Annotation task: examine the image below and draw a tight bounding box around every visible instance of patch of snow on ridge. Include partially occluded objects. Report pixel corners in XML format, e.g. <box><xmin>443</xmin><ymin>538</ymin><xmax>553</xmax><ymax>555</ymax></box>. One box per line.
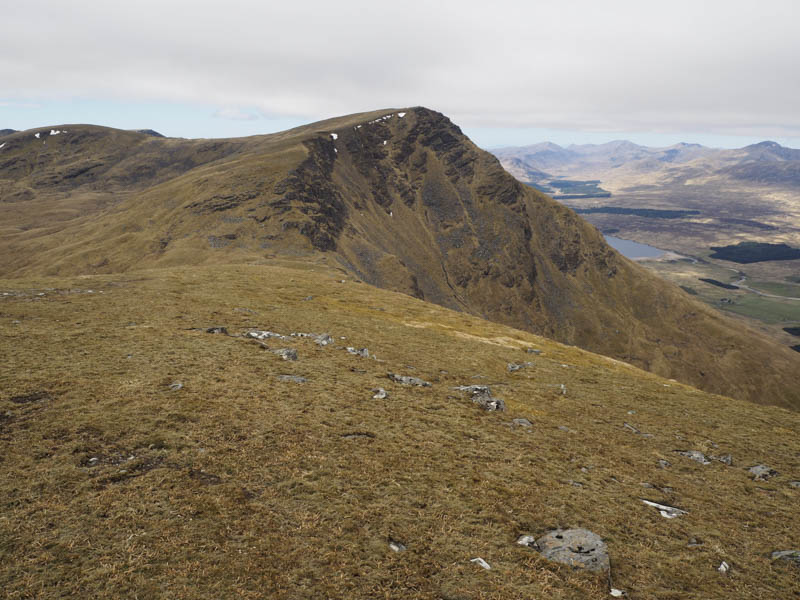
<box><xmin>0</xmin><ymin>143</ymin><xmax>5</xmax><ymax>149</ymax></box>
<box><xmin>50</xmin><ymin>130</ymin><xmax>61</xmax><ymax>135</ymax></box>
<box><xmin>398</xmin><ymin>112</ymin><xmax>406</xmax><ymax>117</ymax></box>
<box><xmin>330</xmin><ymin>133</ymin><xmax>338</xmax><ymax>140</ymax></box>
<box><xmin>34</xmin><ymin>133</ymin><xmax>40</xmax><ymax>139</ymax></box>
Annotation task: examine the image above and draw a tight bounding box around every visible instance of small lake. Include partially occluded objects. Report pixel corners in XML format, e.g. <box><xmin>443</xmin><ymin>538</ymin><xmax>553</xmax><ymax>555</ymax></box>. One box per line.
<box><xmin>604</xmin><ymin>235</ymin><xmax>665</xmax><ymax>259</ymax></box>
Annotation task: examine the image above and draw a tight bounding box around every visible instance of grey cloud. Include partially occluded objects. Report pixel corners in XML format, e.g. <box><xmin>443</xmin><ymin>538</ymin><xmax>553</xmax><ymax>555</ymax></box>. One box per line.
<box><xmin>2</xmin><ymin>0</ymin><xmax>799</xmax><ymax>136</ymax></box>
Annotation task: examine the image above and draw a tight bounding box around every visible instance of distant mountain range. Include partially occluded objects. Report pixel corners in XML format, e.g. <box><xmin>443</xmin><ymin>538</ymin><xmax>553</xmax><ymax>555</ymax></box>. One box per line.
<box><xmin>493</xmin><ymin>140</ymin><xmax>800</xmax><ymax>194</ymax></box>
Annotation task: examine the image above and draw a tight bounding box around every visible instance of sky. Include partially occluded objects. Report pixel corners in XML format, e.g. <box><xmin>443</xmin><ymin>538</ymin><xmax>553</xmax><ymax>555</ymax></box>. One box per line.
<box><xmin>2</xmin><ymin>0</ymin><xmax>799</xmax><ymax>149</ymax></box>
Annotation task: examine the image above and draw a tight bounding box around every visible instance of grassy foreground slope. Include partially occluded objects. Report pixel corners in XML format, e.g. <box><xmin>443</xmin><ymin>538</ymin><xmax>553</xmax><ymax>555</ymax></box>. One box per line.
<box><xmin>2</xmin><ymin>261</ymin><xmax>799</xmax><ymax>599</ymax></box>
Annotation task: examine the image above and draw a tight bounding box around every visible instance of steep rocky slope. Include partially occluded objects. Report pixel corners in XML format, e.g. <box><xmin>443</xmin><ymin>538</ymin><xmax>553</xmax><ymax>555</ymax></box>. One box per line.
<box><xmin>1</xmin><ymin>108</ymin><xmax>799</xmax><ymax>408</ymax></box>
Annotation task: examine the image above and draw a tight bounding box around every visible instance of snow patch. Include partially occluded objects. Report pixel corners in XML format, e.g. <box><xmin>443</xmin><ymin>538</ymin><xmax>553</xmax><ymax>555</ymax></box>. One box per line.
<box><xmin>0</xmin><ymin>143</ymin><xmax>5</xmax><ymax>149</ymax></box>
<box><xmin>34</xmin><ymin>132</ymin><xmax>40</xmax><ymax>139</ymax></box>
<box><xmin>398</xmin><ymin>112</ymin><xmax>406</xmax><ymax>118</ymax></box>
<box><xmin>50</xmin><ymin>129</ymin><xmax>61</xmax><ymax>135</ymax></box>
<box><xmin>330</xmin><ymin>133</ymin><xmax>338</xmax><ymax>140</ymax></box>
<box><xmin>382</xmin><ymin>140</ymin><xmax>387</xmax><ymax>145</ymax></box>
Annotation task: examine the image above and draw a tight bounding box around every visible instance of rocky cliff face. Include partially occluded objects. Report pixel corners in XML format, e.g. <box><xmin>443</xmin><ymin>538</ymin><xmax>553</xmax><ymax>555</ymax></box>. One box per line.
<box><xmin>1</xmin><ymin>108</ymin><xmax>799</xmax><ymax>408</ymax></box>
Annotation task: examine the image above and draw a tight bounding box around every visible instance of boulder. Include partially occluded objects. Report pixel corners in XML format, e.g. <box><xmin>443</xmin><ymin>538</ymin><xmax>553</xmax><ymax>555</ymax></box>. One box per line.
<box><xmin>453</xmin><ymin>385</ymin><xmax>505</xmax><ymax>411</ymax></box>
<box><xmin>247</xmin><ymin>330</ymin><xmax>287</xmax><ymax>340</ymax></box>
<box><xmin>346</xmin><ymin>347</ymin><xmax>370</xmax><ymax>357</ymax></box>
<box><xmin>771</xmin><ymin>550</ymin><xmax>800</xmax><ymax>566</ymax></box>
<box><xmin>748</xmin><ymin>464</ymin><xmax>778</xmax><ymax>481</ymax></box>
<box><xmin>508</xmin><ymin>361</ymin><xmax>533</xmax><ymax>372</ymax></box>
<box><xmin>273</xmin><ymin>348</ymin><xmax>298</xmax><ymax>361</ymax></box>
<box><xmin>526</xmin><ymin>528</ymin><xmax>610</xmax><ymax>573</ymax></box>
<box><xmin>314</xmin><ymin>333</ymin><xmax>334</xmax><ymax>346</ymax></box>
<box><xmin>676</xmin><ymin>450</ymin><xmax>711</xmax><ymax>465</ymax></box>
<box><xmin>388</xmin><ymin>373</ymin><xmax>431</xmax><ymax>387</ymax></box>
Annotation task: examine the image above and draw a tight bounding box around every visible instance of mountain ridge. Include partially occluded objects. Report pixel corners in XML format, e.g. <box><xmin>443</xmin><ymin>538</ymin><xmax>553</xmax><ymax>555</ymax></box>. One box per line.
<box><xmin>2</xmin><ymin>107</ymin><xmax>799</xmax><ymax>409</ymax></box>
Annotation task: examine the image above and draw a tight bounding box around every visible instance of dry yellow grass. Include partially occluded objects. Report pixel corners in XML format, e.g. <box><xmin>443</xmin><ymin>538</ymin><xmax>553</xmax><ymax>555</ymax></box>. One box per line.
<box><xmin>2</xmin><ymin>260</ymin><xmax>799</xmax><ymax>598</ymax></box>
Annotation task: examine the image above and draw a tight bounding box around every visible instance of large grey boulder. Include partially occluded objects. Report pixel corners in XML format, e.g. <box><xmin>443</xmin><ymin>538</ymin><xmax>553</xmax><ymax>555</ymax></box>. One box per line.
<box><xmin>520</xmin><ymin>528</ymin><xmax>610</xmax><ymax>572</ymax></box>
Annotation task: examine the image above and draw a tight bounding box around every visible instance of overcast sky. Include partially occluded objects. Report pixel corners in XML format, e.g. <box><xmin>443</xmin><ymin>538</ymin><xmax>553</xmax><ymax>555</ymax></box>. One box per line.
<box><xmin>2</xmin><ymin>0</ymin><xmax>799</xmax><ymax>148</ymax></box>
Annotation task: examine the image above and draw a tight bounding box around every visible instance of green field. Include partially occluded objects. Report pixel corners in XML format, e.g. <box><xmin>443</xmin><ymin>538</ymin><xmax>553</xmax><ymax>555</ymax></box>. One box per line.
<box><xmin>716</xmin><ymin>294</ymin><xmax>800</xmax><ymax>324</ymax></box>
<box><xmin>749</xmin><ymin>281</ymin><xmax>800</xmax><ymax>298</ymax></box>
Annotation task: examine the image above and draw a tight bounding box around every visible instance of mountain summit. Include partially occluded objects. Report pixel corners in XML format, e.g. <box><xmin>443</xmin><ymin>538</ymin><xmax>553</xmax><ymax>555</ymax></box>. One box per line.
<box><xmin>1</xmin><ymin>107</ymin><xmax>799</xmax><ymax>407</ymax></box>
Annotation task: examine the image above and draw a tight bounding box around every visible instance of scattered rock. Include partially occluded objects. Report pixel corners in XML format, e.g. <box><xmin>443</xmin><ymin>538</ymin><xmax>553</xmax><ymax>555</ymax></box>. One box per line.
<box><xmin>272</xmin><ymin>348</ymin><xmax>298</xmax><ymax>361</ymax></box>
<box><xmin>688</xmin><ymin>537</ymin><xmax>704</xmax><ymax>547</ymax></box>
<box><xmin>302</xmin><ymin>296</ymin><xmax>314</xmax><ymax>301</ymax></box>
<box><xmin>516</xmin><ymin>535</ymin><xmax>536</xmax><ymax>547</ymax></box>
<box><xmin>526</xmin><ymin>348</ymin><xmax>543</xmax><ymax>355</ymax></box>
<box><xmin>314</xmin><ymin>333</ymin><xmax>334</xmax><ymax>346</ymax></box>
<box><xmin>623</xmin><ymin>422</ymin><xmax>641</xmax><ymax>434</ymax></box>
<box><xmin>470</xmin><ymin>557</ymin><xmax>491</xmax><ymax>570</ymax></box>
<box><xmin>277</xmin><ymin>375</ymin><xmax>307</xmax><ymax>383</ymax></box>
<box><xmin>716</xmin><ymin>454</ymin><xmax>733</xmax><ymax>466</ymax></box>
<box><xmin>627</xmin><ymin>410</ymin><xmax>636</xmax><ymax>415</ymax></box>
<box><xmin>610</xmin><ymin>589</ymin><xmax>625</xmax><ymax>598</ymax></box>
<box><xmin>676</xmin><ymin>450</ymin><xmax>712</xmax><ymax>465</ymax></box>
<box><xmin>234</xmin><ymin>307</ymin><xmax>256</xmax><ymax>314</ymax></box>
<box><xmin>748</xmin><ymin>464</ymin><xmax>778</xmax><ymax>481</ymax></box>
<box><xmin>771</xmin><ymin>550</ymin><xmax>800</xmax><ymax>566</ymax></box>
<box><xmin>658</xmin><ymin>459</ymin><xmax>671</xmax><ymax>469</ymax></box>
<box><xmin>388</xmin><ymin>538</ymin><xmax>406</xmax><ymax>552</ymax></box>
<box><xmin>789</xmin><ymin>481</ymin><xmax>800</xmax><ymax>488</ymax></box>
<box><xmin>206</xmin><ymin>327</ymin><xmax>228</xmax><ymax>334</ymax></box>
<box><xmin>388</xmin><ymin>373</ymin><xmax>431</xmax><ymax>387</ymax></box>
<box><xmin>641</xmin><ymin>499</ymin><xmax>687</xmax><ymax>519</ymax></box>
<box><xmin>372</xmin><ymin>388</ymin><xmax>388</xmax><ymax>399</ymax></box>
<box><xmin>717</xmin><ymin>561</ymin><xmax>730</xmax><ymax>574</ymax></box>
<box><xmin>247</xmin><ymin>330</ymin><xmax>288</xmax><ymax>340</ymax></box>
<box><xmin>346</xmin><ymin>347</ymin><xmax>370</xmax><ymax>357</ymax></box>
<box><xmin>341</xmin><ymin>432</ymin><xmax>375</xmax><ymax>439</ymax></box>
<box><xmin>508</xmin><ymin>361</ymin><xmax>534</xmax><ymax>372</ymax></box>
<box><xmin>558</xmin><ymin>425</ymin><xmax>572</xmax><ymax>433</ymax></box>
<box><xmin>168</xmin><ymin>382</ymin><xmax>183</xmax><ymax>391</ymax></box>
<box><xmin>453</xmin><ymin>385</ymin><xmax>505</xmax><ymax>411</ymax></box>
<box><xmin>512</xmin><ymin>418</ymin><xmax>532</xmax><ymax>427</ymax></box>
<box><xmin>528</xmin><ymin>528</ymin><xmax>610</xmax><ymax>572</ymax></box>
